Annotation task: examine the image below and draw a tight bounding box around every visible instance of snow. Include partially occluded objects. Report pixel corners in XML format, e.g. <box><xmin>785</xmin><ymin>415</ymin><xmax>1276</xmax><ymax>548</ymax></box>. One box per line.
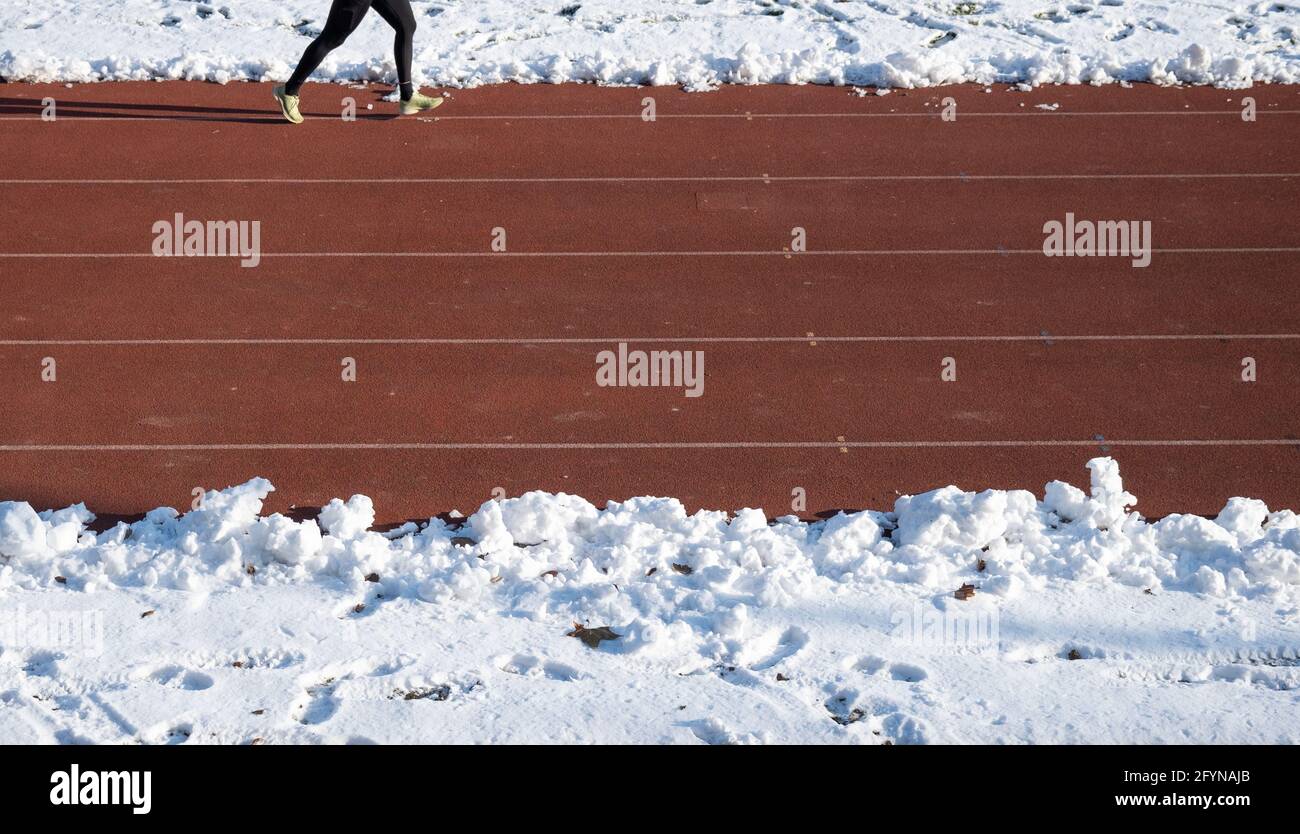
<box><xmin>2</xmin><ymin>1</ymin><xmax>1299</xmax><ymax>89</ymax></box>
<box><xmin>2</xmin><ymin>457</ymin><xmax>1298</xmax><ymax>743</ymax></box>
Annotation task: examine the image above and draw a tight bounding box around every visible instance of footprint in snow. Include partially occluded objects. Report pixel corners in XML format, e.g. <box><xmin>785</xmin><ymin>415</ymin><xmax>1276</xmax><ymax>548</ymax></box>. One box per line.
<box><xmin>685</xmin><ymin>718</ymin><xmax>764</xmax><ymax>745</ymax></box>
<box><xmin>364</xmin><ymin>657</ymin><xmax>414</xmax><ymax>677</ymax></box>
<box><xmin>848</xmin><ymin>655</ymin><xmax>929</xmax><ymax>683</ymax></box>
<box><xmin>850</xmin><ymin>654</ymin><xmax>889</xmax><ymax>675</ymax></box>
<box><xmin>1197</xmin><ymin>664</ymin><xmax>1299</xmax><ymax>690</ymax></box>
<box><xmin>140</xmin><ymin>664</ymin><xmax>214</xmax><ymax>691</ymax></box>
<box><xmin>1108</xmin><ymin>23</ymin><xmax>1134</xmax><ymax>40</ymax></box>
<box><xmin>824</xmin><ymin>691</ymin><xmax>930</xmax><ymax>743</ymax></box>
<box><xmin>288</xmin><ymin>658</ymin><xmax>410</xmax><ymax>726</ymax></box>
<box><xmin>713</xmin><ymin>664</ymin><xmax>766</xmax><ymax>687</ymax></box>
<box><xmin>54</xmin><ymin>728</ymin><xmax>97</xmax><ymax>744</ymax></box>
<box><xmin>1061</xmin><ymin>644</ymin><xmax>1107</xmax><ymax>661</ymax></box>
<box><xmin>746</xmin><ymin>626</ymin><xmax>810</xmax><ymax>671</ymax></box>
<box><xmin>497</xmin><ymin>653</ymin><xmax>584</xmax><ymax>682</ymax></box>
<box><xmin>141</xmin><ymin>721</ymin><xmax>194</xmax><ymax>745</ymax></box>
<box><xmin>888</xmin><ymin>662</ymin><xmax>929</xmax><ymax>683</ymax></box>
<box><xmin>824</xmin><ymin>689</ymin><xmax>868</xmax><ymax>726</ymax></box>
<box><xmin>291</xmin><ymin>676</ymin><xmax>344</xmax><ymax>725</ymax></box>
<box><xmin>193</xmin><ymin>648</ymin><xmax>305</xmax><ymax>670</ymax></box>
<box><xmin>21</xmin><ymin>650</ymin><xmax>66</xmax><ymax>678</ymax></box>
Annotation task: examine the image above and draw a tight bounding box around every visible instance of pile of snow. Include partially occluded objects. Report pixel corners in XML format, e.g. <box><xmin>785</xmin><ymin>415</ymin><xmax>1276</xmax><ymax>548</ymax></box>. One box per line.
<box><xmin>2</xmin><ymin>0</ymin><xmax>1298</xmax><ymax>89</ymax></box>
<box><xmin>4</xmin><ymin>457</ymin><xmax>1299</xmax><ymax>744</ymax></box>
<box><xmin>3</xmin><ymin>459</ymin><xmax>1298</xmax><ymax>639</ymax></box>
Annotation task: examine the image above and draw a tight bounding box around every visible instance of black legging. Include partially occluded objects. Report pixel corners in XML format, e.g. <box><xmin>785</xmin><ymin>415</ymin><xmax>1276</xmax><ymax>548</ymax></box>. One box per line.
<box><xmin>286</xmin><ymin>0</ymin><xmax>416</xmax><ymax>97</ymax></box>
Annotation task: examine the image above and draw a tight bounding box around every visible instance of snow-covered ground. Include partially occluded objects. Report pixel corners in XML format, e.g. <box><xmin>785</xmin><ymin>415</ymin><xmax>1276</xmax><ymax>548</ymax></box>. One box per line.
<box><xmin>2</xmin><ymin>458</ymin><xmax>1297</xmax><ymax>744</ymax></box>
<box><xmin>1</xmin><ymin>0</ymin><xmax>1298</xmax><ymax>89</ymax></box>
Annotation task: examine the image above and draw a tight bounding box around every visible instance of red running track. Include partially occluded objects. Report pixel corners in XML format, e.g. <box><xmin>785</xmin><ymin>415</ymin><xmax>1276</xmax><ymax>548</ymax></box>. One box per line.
<box><xmin>0</xmin><ymin>80</ymin><xmax>1298</xmax><ymax>522</ymax></box>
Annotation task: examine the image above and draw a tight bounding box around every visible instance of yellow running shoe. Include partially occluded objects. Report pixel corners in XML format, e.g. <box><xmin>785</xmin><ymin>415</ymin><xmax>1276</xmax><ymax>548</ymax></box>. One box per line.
<box><xmin>272</xmin><ymin>85</ymin><xmax>304</xmax><ymax>124</ymax></box>
<box><xmin>400</xmin><ymin>91</ymin><xmax>444</xmax><ymax>116</ymax></box>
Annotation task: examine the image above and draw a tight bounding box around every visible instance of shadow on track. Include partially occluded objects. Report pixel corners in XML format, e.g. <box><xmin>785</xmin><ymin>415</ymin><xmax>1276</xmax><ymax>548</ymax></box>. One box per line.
<box><xmin>0</xmin><ymin>96</ymin><xmax>399</xmax><ymax>124</ymax></box>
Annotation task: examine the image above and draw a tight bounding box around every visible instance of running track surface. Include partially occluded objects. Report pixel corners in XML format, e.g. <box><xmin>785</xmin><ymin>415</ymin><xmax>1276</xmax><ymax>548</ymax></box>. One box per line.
<box><xmin>1</xmin><ymin>81</ymin><xmax>1298</xmax><ymax>523</ymax></box>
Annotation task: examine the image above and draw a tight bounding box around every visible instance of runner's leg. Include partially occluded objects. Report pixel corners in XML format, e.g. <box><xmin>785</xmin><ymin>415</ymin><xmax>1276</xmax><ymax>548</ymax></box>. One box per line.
<box><xmin>371</xmin><ymin>0</ymin><xmax>417</xmax><ymax>101</ymax></box>
<box><xmin>285</xmin><ymin>0</ymin><xmax>374</xmax><ymax>96</ymax></box>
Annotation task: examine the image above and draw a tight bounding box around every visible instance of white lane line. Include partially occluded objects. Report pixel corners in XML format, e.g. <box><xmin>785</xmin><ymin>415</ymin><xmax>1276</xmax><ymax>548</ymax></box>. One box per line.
<box><xmin>1</xmin><ymin>173</ymin><xmax>1296</xmax><ymax>184</ymax></box>
<box><xmin>2</xmin><ymin>248</ymin><xmax>1298</xmax><ymax>258</ymax></box>
<box><xmin>1</xmin><ymin>111</ymin><xmax>1298</xmax><ymax>123</ymax></box>
<box><xmin>3</xmin><ymin>335</ymin><xmax>1299</xmax><ymax>346</ymax></box>
<box><xmin>417</xmin><ymin>110</ymin><xmax>1300</xmax><ymax>120</ymax></box>
<box><xmin>0</xmin><ymin>440</ymin><xmax>1295</xmax><ymax>451</ymax></box>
